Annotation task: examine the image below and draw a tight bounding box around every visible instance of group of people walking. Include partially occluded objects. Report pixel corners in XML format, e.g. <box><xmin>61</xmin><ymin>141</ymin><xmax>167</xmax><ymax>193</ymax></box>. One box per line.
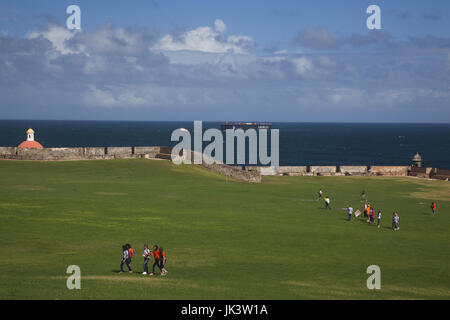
<box><xmin>120</xmin><ymin>243</ymin><xmax>168</xmax><ymax>276</ymax></box>
<box><xmin>362</xmin><ymin>203</ymin><xmax>383</xmax><ymax>227</ymax></box>
<box><xmin>346</xmin><ymin>201</ymin><xmax>399</xmax><ymax>230</ymax></box>
<box><xmin>318</xmin><ymin>188</ymin><xmax>439</xmax><ymax>231</ymax></box>
<box><xmin>344</xmin><ymin>203</ymin><xmax>385</xmax><ymax>228</ymax></box>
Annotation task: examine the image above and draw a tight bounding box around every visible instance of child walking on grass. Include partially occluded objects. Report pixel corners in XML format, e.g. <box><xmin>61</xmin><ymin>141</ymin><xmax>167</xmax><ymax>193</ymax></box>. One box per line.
<box><xmin>142</xmin><ymin>244</ymin><xmax>151</xmax><ymax>275</ymax></box>
<box><xmin>392</xmin><ymin>212</ymin><xmax>400</xmax><ymax>231</ymax></box>
<box><xmin>150</xmin><ymin>245</ymin><xmax>168</xmax><ymax>276</ymax></box>
<box><xmin>431</xmin><ymin>202</ymin><xmax>437</xmax><ymax>215</ymax></box>
<box><xmin>325</xmin><ymin>196</ymin><xmax>331</xmax><ymax>210</ymax></box>
<box><xmin>120</xmin><ymin>245</ymin><xmax>132</xmax><ymax>273</ymax></box>
<box><xmin>377</xmin><ymin>211</ymin><xmax>381</xmax><ymax>228</ymax></box>
<box><xmin>347</xmin><ymin>205</ymin><xmax>353</xmax><ymax>221</ymax></box>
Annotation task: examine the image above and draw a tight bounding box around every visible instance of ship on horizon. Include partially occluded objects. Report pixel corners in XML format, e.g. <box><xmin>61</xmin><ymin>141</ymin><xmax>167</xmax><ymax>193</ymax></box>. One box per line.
<box><xmin>220</xmin><ymin>122</ymin><xmax>272</xmax><ymax>131</ymax></box>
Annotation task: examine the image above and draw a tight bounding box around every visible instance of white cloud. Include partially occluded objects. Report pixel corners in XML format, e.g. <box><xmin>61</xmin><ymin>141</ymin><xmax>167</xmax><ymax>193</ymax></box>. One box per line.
<box><xmin>292</xmin><ymin>56</ymin><xmax>313</xmax><ymax>75</ymax></box>
<box><xmin>27</xmin><ymin>25</ymin><xmax>77</xmax><ymax>54</ymax></box>
<box><xmin>154</xmin><ymin>19</ymin><xmax>254</xmax><ymax>54</ymax></box>
<box><xmin>214</xmin><ymin>19</ymin><xmax>226</xmax><ymax>34</ymax></box>
<box><xmin>83</xmin><ymin>85</ymin><xmax>149</xmax><ymax>108</ymax></box>
<box><xmin>82</xmin><ymin>84</ymin><xmax>218</xmax><ymax>108</ymax></box>
<box><xmin>3</xmin><ymin>23</ymin><xmax>450</xmax><ymax>121</ymax></box>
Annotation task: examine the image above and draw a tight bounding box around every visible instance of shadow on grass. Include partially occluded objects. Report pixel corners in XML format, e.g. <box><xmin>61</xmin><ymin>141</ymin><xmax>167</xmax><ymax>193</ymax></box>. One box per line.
<box><xmin>354</xmin><ymin>218</ymin><xmax>381</xmax><ymax>227</ymax></box>
<box><xmin>111</xmin><ymin>269</ymin><xmax>136</xmax><ymax>274</ymax></box>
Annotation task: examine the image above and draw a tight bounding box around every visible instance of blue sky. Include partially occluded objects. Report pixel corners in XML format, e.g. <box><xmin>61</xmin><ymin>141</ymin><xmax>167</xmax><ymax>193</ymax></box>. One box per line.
<box><xmin>0</xmin><ymin>0</ymin><xmax>449</xmax><ymax>122</ymax></box>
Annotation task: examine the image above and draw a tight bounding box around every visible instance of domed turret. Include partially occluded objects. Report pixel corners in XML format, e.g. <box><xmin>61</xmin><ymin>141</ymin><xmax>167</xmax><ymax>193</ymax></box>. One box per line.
<box><xmin>412</xmin><ymin>152</ymin><xmax>422</xmax><ymax>167</ymax></box>
<box><xmin>18</xmin><ymin>128</ymin><xmax>44</xmax><ymax>149</ymax></box>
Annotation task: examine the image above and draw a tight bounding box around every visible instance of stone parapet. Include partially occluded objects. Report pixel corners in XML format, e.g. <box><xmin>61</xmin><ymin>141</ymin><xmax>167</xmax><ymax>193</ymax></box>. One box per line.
<box><xmin>369</xmin><ymin>166</ymin><xmax>409</xmax><ymax>176</ymax></box>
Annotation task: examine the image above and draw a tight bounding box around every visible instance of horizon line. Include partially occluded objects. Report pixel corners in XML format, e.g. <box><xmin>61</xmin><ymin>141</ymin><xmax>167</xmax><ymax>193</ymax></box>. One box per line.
<box><xmin>1</xmin><ymin>119</ymin><xmax>450</xmax><ymax>125</ymax></box>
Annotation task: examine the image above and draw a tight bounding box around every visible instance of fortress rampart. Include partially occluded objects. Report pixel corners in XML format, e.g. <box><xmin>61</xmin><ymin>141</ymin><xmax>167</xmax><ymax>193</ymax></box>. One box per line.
<box><xmin>246</xmin><ymin>165</ymin><xmax>450</xmax><ymax>181</ymax></box>
<box><xmin>0</xmin><ymin>146</ymin><xmax>261</xmax><ymax>183</ymax></box>
<box><xmin>0</xmin><ymin>146</ymin><xmax>172</xmax><ymax>161</ymax></box>
<box><xmin>1</xmin><ymin>146</ymin><xmax>449</xmax><ymax>183</ymax></box>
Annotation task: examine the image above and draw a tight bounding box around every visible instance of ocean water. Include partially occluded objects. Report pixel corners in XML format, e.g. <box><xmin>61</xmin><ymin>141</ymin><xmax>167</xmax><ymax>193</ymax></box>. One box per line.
<box><xmin>1</xmin><ymin>120</ymin><xmax>450</xmax><ymax>168</ymax></box>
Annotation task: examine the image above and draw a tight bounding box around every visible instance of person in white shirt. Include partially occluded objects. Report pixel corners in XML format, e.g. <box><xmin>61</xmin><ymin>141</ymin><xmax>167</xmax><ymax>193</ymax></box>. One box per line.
<box><xmin>325</xmin><ymin>196</ymin><xmax>331</xmax><ymax>210</ymax></box>
<box><xmin>347</xmin><ymin>205</ymin><xmax>353</xmax><ymax>221</ymax></box>
<box><xmin>392</xmin><ymin>212</ymin><xmax>400</xmax><ymax>231</ymax></box>
<box><xmin>377</xmin><ymin>211</ymin><xmax>382</xmax><ymax>228</ymax></box>
<box><xmin>142</xmin><ymin>244</ymin><xmax>151</xmax><ymax>275</ymax></box>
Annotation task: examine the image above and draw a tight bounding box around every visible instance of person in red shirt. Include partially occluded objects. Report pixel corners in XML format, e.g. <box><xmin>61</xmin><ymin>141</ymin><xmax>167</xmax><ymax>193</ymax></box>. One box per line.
<box><xmin>431</xmin><ymin>202</ymin><xmax>437</xmax><ymax>215</ymax></box>
<box><xmin>160</xmin><ymin>247</ymin><xmax>167</xmax><ymax>276</ymax></box>
<box><xmin>126</xmin><ymin>244</ymin><xmax>135</xmax><ymax>261</ymax></box>
<box><xmin>150</xmin><ymin>245</ymin><xmax>163</xmax><ymax>276</ymax></box>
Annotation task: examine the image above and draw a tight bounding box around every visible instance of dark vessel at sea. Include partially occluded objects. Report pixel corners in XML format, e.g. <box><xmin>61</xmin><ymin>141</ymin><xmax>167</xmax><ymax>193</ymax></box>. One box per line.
<box><xmin>220</xmin><ymin>122</ymin><xmax>272</xmax><ymax>131</ymax></box>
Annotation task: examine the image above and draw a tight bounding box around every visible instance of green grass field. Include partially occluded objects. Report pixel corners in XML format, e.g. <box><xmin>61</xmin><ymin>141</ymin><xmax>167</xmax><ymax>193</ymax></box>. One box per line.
<box><xmin>0</xmin><ymin>159</ymin><xmax>449</xmax><ymax>299</ymax></box>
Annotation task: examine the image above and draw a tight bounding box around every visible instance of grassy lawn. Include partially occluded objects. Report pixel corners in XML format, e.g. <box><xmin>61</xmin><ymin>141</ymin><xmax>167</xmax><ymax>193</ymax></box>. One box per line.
<box><xmin>0</xmin><ymin>159</ymin><xmax>449</xmax><ymax>299</ymax></box>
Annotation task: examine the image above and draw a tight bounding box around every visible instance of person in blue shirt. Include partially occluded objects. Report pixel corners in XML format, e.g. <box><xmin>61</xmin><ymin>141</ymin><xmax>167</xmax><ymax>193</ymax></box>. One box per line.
<box><xmin>120</xmin><ymin>244</ymin><xmax>133</xmax><ymax>273</ymax></box>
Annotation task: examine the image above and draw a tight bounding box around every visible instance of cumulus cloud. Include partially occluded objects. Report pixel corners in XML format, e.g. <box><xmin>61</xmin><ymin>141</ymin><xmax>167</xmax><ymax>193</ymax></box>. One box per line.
<box><xmin>154</xmin><ymin>19</ymin><xmax>254</xmax><ymax>53</ymax></box>
<box><xmin>1</xmin><ymin>21</ymin><xmax>450</xmax><ymax>121</ymax></box>
<box><xmin>214</xmin><ymin>19</ymin><xmax>226</xmax><ymax>34</ymax></box>
<box><xmin>27</xmin><ymin>25</ymin><xmax>76</xmax><ymax>54</ymax></box>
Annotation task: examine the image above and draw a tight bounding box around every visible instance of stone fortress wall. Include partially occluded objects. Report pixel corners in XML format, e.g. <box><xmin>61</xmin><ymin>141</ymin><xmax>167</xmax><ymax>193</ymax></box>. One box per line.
<box><xmin>246</xmin><ymin>165</ymin><xmax>410</xmax><ymax>177</ymax></box>
<box><xmin>246</xmin><ymin>164</ymin><xmax>450</xmax><ymax>181</ymax></box>
<box><xmin>0</xmin><ymin>146</ymin><xmax>449</xmax><ymax>183</ymax></box>
<box><xmin>0</xmin><ymin>146</ymin><xmax>172</xmax><ymax>161</ymax></box>
<box><xmin>0</xmin><ymin>146</ymin><xmax>261</xmax><ymax>183</ymax></box>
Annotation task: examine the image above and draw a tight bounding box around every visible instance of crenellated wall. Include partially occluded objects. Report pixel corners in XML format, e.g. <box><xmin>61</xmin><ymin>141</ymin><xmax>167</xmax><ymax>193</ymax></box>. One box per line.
<box><xmin>368</xmin><ymin>166</ymin><xmax>409</xmax><ymax>176</ymax></box>
<box><xmin>134</xmin><ymin>146</ymin><xmax>160</xmax><ymax>157</ymax></box>
<box><xmin>245</xmin><ymin>164</ymin><xmax>448</xmax><ymax>181</ymax></box>
<box><xmin>106</xmin><ymin>147</ymin><xmax>133</xmax><ymax>158</ymax></box>
<box><xmin>339</xmin><ymin>166</ymin><xmax>368</xmax><ymax>176</ymax></box>
<box><xmin>310</xmin><ymin>166</ymin><xmax>337</xmax><ymax>176</ymax></box>
<box><xmin>430</xmin><ymin>168</ymin><xmax>450</xmax><ymax>181</ymax></box>
<box><xmin>408</xmin><ymin>166</ymin><xmax>431</xmax><ymax>178</ymax></box>
<box><xmin>85</xmin><ymin>147</ymin><xmax>106</xmax><ymax>159</ymax></box>
<box><xmin>277</xmin><ymin>166</ymin><xmax>308</xmax><ymax>176</ymax></box>
<box><xmin>0</xmin><ymin>146</ymin><xmax>171</xmax><ymax>161</ymax></box>
<box><xmin>1</xmin><ymin>146</ymin><xmax>448</xmax><ymax>182</ymax></box>
<box><xmin>0</xmin><ymin>147</ymin><xmax>17</xmax><ymax>157</ymax></box>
